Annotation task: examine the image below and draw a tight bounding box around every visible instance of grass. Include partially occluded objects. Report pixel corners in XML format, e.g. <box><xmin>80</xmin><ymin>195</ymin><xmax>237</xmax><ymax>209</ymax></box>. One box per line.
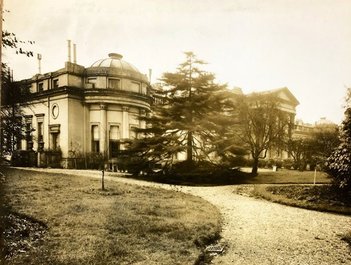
<box><xmin>244</xmin><ymin>168</ymin><xmax>331</xmax><ymax>184</ymax></box>
<box><xmin>246</xmin><ymin>184</ymin><xmax>351</xmax><ymax>215</ymax></box>
<box><xmin>1</xmin><ymin>167</ymin><xmax>221</xmax><ymax>265</ymax></box>
<box><xmin>234</xmin><ymin>169</ymin><xmax>350</xmax><ymax>215</ymax></box>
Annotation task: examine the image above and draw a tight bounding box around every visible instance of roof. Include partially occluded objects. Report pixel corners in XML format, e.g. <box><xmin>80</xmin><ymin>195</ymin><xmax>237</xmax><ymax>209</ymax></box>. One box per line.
<box><xmin>250</xmin><ymin>87</ymin><xmax>300</xmax><ymax>106</ymax></box>
<box><xmin>90</xmin><ymin>53</ymin><xmax>141</xmax><ymax>74</ymax></box>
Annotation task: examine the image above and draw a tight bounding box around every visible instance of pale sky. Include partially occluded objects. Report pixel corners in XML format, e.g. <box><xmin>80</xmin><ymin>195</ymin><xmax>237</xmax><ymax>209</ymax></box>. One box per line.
<box><xmin>3</xmin><ymin>0</ymin><xmax>351</xmax><ymax>124</ymax></box>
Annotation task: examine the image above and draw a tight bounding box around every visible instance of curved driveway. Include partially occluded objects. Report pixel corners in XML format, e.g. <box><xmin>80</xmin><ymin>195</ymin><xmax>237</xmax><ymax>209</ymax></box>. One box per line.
<box><xmin>21</xmin><ymin>168</ymin><xmax>351</xmax><ymax>264</ymax></box>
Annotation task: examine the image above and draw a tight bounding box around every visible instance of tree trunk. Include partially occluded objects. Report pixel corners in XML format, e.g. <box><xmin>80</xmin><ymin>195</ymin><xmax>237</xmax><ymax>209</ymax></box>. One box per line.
<box><xmin>187</xmin><ymin>131</ymin><xmax>193</xmax><ymax>163</ymax></box>
<box><xmin>251</xmin><ymin>156</ymin><xmax>259</xmax><ymax>175</ymax></box>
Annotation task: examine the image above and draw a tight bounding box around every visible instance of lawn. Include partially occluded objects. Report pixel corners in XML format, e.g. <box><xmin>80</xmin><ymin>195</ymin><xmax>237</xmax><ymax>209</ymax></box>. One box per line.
<box><xmin>1</xmin><ymin>167</ymin><xmax>221</xmax><ymax>265</ymax></box>
<box><xmin>243</xmin><ymin>168</ymin><xmax>331</xmax><ymax>184</ymax></box>
<box><xmin>234</xmin><ymin>168</ymin><xmax>351</xmax><ymax>216</ymax></box>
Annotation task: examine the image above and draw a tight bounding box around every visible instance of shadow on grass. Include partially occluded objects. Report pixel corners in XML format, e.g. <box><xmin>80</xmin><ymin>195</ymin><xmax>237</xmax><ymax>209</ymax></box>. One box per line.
<box><xmin>128</xmin><ymin>170</ymin><xmax>256</xmax><ymax>186</ymax></box>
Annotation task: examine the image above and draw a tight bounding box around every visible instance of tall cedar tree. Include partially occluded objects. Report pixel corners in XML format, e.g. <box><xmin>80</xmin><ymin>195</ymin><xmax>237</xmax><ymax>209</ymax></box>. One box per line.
<box><xmin>236</xmin><ymin>93</ymin><xmax>291</xmax><ymax>174</ymax></box>
<box><xmin>131</xmin><ymin>52</ymin><xmax>232</xmax><ymax>170</ymax></box>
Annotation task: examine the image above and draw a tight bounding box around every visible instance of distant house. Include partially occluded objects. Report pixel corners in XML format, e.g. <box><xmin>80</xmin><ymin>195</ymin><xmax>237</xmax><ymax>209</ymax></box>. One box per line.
<box><xmin>293</xmin><ymin>117</ymin><xmax>338</xmax><ymax>139</ymax></box>
<box><xmin>12</xmin><ymin>48</ymin><xmax>151</xmax><ymax>169</ymax></box>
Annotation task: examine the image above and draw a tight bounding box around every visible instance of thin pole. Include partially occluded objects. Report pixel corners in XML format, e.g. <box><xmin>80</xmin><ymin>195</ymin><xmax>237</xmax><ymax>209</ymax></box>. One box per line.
<box><xmin>101</xmin><ymin>169</ymin><xmax>105</xmax><ymax>190</ymax></box>
<box><xmin>313</xmin><ymin>168</ymin><xmax>317</xmax><ymax>185</ymax></box>
<box><xmin>0</xmin><ymin>0</ymin><xmax>3</xmax><ymax>156</ymax></box>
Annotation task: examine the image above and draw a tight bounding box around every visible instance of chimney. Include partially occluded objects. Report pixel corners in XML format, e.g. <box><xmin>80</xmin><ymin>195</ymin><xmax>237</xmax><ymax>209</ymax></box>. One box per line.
<box><xmin>73</xmin><ymin>43</ymin><xmax>77</xmax><ymax>64</ymax></box>
<box><xmin>37</xmin><ymin>53</ymin><xmax>42</xmax><ymax>74</ymax></box>
<box><xmin>67</xmin><ymin>40</ymin><xmax>71</xmax><ymax>62</ymax></box>
<box><xmin>148</xmin><ymin>68</ymin><xmax>152</xmax><ymax>83</ymax></box>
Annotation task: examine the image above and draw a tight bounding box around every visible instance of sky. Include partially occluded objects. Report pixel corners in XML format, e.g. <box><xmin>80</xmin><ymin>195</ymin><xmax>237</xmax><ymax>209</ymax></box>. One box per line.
<box><xmin>3</xmin><ymin>0</ymin><xmax>351</xmax><ymax>124</ymax></box>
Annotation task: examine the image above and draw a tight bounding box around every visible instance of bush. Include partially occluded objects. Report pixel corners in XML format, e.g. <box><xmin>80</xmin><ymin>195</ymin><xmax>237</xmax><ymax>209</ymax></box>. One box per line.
<box><xmin>282</xmin><ymin>159</ymin><xmax>294</xmax><ymax>169</ymax></box>
<box><xmin>146</xmin><ymin>160</ymin><xmax>253</xmax><ymax>185</ymax></box>
<box><xmin>327</xmin><ymin>102</ymin><xmax>351</xmax><ymax>195</ymax></box>
<box><xmin>327</xmin><ymin>142</ymin><xmax>351</xmax><ymax>194</ymax></box>
<box><xmin>11</xmin><ymin>150</ymin><xmax>37</xmax><ymax>167</ymax></box>
<box><xmin>39</xmin><ymin>149</ymin><xmax>62</xmax><ymax>168</ymax></box>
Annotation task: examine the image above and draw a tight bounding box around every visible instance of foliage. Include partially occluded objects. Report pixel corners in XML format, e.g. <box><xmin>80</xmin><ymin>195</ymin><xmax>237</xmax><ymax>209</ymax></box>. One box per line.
<box><xmin>1</xmin><ymin>13</ymin><xmax>35</xmax><ymax>156</ymax></box>
<box><xmin>327</xmin><ymin>89</ymin><xmax>351</xmax><ymax>194</ymax></box>
<box><xmin>1</xmin><ymin>68</ymin><xmax>26</xmax><ymax>154</ymax></box>
<box><xmin>2</xmin><ymin>14</ymin><xmax>35</xmax><ymax>57</ymax></box>
<box><xmin>129</xmin><ymin>52</ymin><xmax>233</xmax><ymax>172</ymax></box>
<box><xmin>235</xmin><ymin>93</ymin><xmax>291</xmax><ymax>174</ymax></box>
<box><xmin>306</xmin><ymin>127</ymin><xmax>340</xmax><ymax>167</ymax></box>
<box><xmin>285</xmin><ymin>138</ymin><xmax>308</xmax><ymax>170</ymax></box>
<box><xmin>38</xmin><ymin>149</ymin><xmax>62</xmax><ymax>168</ymax></box>
<box><xmin>285</xmin><ymin>125</ymin><xmax>339</xmax><ymax>171</ymax></box>
<box><xmin>10</xmin><ymin>150</ymin><xmax>36</xmax><ymax>167</ymax></box>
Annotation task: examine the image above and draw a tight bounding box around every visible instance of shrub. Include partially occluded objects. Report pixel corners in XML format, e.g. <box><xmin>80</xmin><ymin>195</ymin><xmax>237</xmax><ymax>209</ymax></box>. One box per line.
<box><xmin>327</xmin><ymin>142</ymin><xmax>351</xmax><ymax>193</ymax></box>
<box><xmin>11</xmin><ymin>150</ymin><xmax>37</xmax><ymax>167</ymax></box>
<box><xmin>282</xmin><ymin>159</ymin><xmax>294</xmax><ymax>169</ymax></box>
<box><xmin>327</xmin><ymin>100</ymin><xmax>351</xmax><ymax>195</ymax></box>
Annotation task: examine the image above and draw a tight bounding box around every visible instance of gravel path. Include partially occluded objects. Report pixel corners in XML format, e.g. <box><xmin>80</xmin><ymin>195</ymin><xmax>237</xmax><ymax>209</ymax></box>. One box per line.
<box><xmin>19</xmin><ymin>168</ymin><xmax>351</xmax><ymax>264</ymax></box>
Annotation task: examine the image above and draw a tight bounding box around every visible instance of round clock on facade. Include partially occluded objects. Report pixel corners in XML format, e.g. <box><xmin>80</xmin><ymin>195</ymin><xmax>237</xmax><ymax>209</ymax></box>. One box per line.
<box><xmin>52</xmin><ymin>104</ymin><xmax>59</xmax><ymax>119</ymax></box>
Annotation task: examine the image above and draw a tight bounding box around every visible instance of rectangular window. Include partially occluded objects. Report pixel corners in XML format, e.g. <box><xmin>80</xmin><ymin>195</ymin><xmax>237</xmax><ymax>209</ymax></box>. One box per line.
<box><xmin>88</xmin><ymin>78</ymin><xmax>97</xmax><ymax>84</ymax></box>
<box><xmin>92</xmin><ymin>125</ymin><xmax>100</xmax><ymax>152</ymax></box>
<box><xmin>131</xmin><ymin>82</ymin><xmax>141</xmax><ymax>93</ymax></box>
<box><xmin>37</xmin><ymin>122</ymin><xmax>43</xmax><ymax>142</ymax></box>
<box><xmin>25</xmin><ymin>122</ymin><xmax>33</xmax><ymax>150</ymax></box>
<box><xmin>130</xmin><ymin>127</ymin><xmax>137</xmax><ymax>139</ymax></box>
<box><xmin>109</xmin><ymin>125</ymin><xmax>120</xmax><ymax>158</ymax></box>
<box><xmin>51</xmin><ymin>133</ymin><xmax>59</xmax><ymax>150</ymax></box>
<box><xmin>38</xmin><ymin>82</ymin><xmax>44</xmax><ymax>92</ymax></box>
<box><xmin>53</xmin><ymin>79</ymin><xmax>59</xmax><ymax>88</ymax></box>
<box><xmin>108</xmin><ymin>78</ymin><xmax>120</xmax><ymax>89</ymax></box>
<box><xmin>87</xmin><ymin>78</ymin><xmax>97</xmax><ymax>88</ymax></box>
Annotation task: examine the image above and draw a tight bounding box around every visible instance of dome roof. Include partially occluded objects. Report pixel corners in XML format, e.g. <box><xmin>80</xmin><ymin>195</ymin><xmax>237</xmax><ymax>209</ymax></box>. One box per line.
<box><xmin>90</xmin><ymin>53</ymin><xmax>141</xmax><ymax>74</ymax></box>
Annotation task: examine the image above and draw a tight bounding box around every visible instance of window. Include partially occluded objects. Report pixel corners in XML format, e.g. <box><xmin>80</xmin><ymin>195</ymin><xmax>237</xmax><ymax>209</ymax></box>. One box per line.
<box><xmin>131</xmin><ymin>82</ymin><xmax>141</xmax><ymax>93</ymax></box>
<box><xmin>130</xmin><ymin>127</ymin><xmax>137</xmax><ymax>139</ymax></box>
<box><xmin>53</xmin><ymin>79</ymin><xmax>59</xmax><ymax>88</ymax></box>
<box><xmin>88</xmin><ymin>78</ymin><xmax>97</xmax><ymax>84</ymax></box>
<box><xmin>37</xmin><ymin>122</ymin><xmax>43</xmax><ymax>142</ymax></box>
<box><xmin>87</xmin><ymin>78</ymin><xmax>97</xmax><ymax>88</ymax></box>
<box><xmin>91</xmin><ymin>125</ymin><xmax>100</xmax><ymax>152</ymax></box>
<box><xmin>109</xmin><ymin>125</ymin><xmax>120</xmax><ymax>158</ymax></box>
<box><xmin>51</xmin><ymin>133</ymin><xmax>59</xmax><ymax>150</ymax></box>
<box><xmin>25</xmin><ymin>121</ymin><xmax>33</xmax><ymax>150</ymax></box>
<box><xmin>38</xmin><ymin>82</ymin><xmax>44</xmax><ymax>92</ymax></box>
<box><xmin>108</xmin><ymin>78</ymin><xmax>121</xmax><ymax>89</ymax></box>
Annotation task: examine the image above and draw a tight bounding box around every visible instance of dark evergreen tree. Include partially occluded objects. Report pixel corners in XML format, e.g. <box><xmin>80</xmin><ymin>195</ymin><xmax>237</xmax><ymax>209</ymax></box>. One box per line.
<box><xmin>130</xmin><ymin>52</ymin><xmax>232</xmax><ymax>172</ymax></box>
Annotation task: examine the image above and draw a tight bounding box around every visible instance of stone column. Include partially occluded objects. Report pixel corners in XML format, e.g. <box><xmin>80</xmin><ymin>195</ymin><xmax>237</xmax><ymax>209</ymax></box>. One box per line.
<box><xmin>122</xmin><ymin>106</ymin><xmax>129</xmax><ymax>139</ymax></box>
<box><xmin>121</xmin><ymin>106</ymin><xmax>129</xmax><ymax>150</ymax></box>
<box><xmin>100</xmin><ymin>104</ymin><xmax>107</xmax><ymax>153</ymax></box>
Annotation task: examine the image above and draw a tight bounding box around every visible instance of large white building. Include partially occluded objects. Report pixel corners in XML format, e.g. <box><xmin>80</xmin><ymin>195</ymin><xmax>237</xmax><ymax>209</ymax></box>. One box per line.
<box><xmin>16</xmin><ymin>49</ymin><xmax>151</xmax><ymax>168</ymax></box>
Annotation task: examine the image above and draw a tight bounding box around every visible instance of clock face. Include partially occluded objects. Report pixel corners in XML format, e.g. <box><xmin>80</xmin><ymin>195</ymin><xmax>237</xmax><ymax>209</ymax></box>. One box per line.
<box><xmin>52</xmin><ymin>104</ymin><xmax>59</xmax><ymax>119</ymax></box>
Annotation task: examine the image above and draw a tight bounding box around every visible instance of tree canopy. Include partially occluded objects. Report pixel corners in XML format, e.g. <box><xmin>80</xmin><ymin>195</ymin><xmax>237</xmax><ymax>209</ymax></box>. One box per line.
<box><xmin>130</xmin><ymin>52</ymin><xmax>233</xmax><ymax>171</ymax></box>
<box><xmin>235</xmin><ymin>93</ymin><xmax>292</xmax><ymax>174</ymax></box>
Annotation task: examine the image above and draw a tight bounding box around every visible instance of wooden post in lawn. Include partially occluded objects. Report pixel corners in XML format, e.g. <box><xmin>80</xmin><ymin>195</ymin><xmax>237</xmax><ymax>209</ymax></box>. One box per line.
<box><xmin>313</xmin><ymin>168</ymin><xmax>317</xmax><ymax>185</ymax></box>
<box><xmin>101</xmin><ymin>169</ymin><xmax>105</xmax><ymax>191</ymax></box>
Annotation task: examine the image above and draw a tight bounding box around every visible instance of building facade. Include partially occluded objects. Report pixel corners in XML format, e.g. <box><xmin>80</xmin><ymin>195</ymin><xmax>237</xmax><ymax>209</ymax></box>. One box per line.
<box><xmin>16</xmin><ymin>52</ymin><xmax>151</xmax><ymax>168</ymax></box>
